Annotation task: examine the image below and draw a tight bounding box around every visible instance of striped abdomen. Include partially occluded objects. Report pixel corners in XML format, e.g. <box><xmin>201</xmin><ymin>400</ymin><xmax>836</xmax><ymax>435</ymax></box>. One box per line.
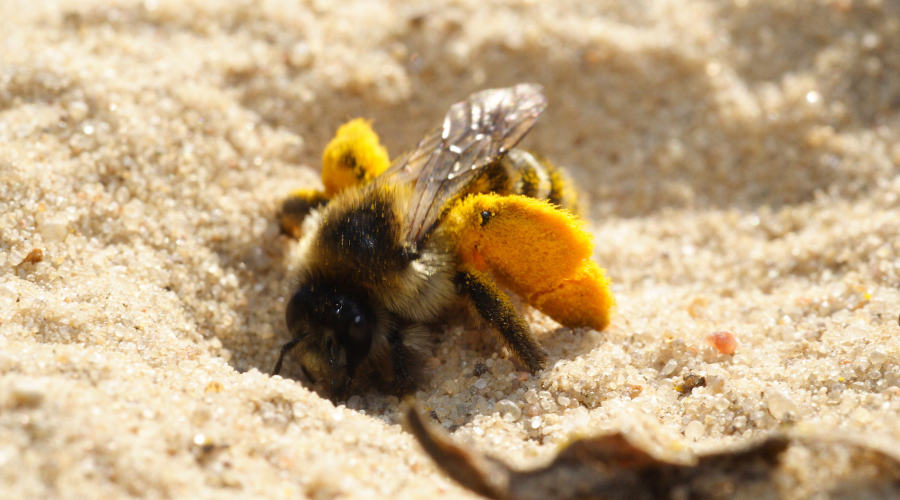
<box><xmin>463</xmin><ymin>148</ymin><xmax>580</xmax><ymax>214</ymax></box>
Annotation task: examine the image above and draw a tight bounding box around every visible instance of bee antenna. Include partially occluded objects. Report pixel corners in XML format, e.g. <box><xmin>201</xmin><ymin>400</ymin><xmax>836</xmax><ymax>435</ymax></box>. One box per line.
<box><xmin>272</xmin><ymin>335</ymin><xmax>303</xmax><ymax>376</ymax></box>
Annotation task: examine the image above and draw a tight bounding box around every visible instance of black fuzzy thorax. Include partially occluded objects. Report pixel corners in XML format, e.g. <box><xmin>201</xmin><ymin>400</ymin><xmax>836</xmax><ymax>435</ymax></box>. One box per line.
<box><xmin>315</xmin><ymin>185</ymin><xmax>410</xmax><ymax>284</ymax></box>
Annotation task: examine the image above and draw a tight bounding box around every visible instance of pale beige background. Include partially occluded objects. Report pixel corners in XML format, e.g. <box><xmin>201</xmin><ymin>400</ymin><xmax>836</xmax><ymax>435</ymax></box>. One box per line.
<box><xmin>2</xmin><ymin>0</ymin><xmax>900</xmax><ymax>498</ymax></box>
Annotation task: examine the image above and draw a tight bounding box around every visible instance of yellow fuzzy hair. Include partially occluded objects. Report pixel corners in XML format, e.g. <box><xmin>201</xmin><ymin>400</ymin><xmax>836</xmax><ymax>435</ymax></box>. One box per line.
<box><xmin>321</xmin><ymin>118</ymin><xmax>390</xmax><ymax>196</ymax></box>
<box><xmin>444</xmin><ymin>193</ymin><xmax>614</xmax><ymax>331</ymax></box>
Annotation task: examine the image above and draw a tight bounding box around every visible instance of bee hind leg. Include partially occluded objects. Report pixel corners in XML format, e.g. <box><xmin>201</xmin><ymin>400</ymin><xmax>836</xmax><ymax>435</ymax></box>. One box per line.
<box><xmin>455</xmin><ymin>268</ymin><xmax>548</xmax><ymax>373</ymax></box>
<box><xmin>388</xmin><ymin>329</ymin><xmax>418</xmax><ymax>394</ymax></box>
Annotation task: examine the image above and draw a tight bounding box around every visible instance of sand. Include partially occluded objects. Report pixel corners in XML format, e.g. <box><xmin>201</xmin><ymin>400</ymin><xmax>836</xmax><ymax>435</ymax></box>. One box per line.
<box><xmin>2</xmin><ymin>0</ymin><xmax>900</xmax><ymax>498</ymax></box>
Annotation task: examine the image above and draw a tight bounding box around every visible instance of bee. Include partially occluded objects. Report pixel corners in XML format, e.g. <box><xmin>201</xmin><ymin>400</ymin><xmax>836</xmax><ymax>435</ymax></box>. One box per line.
<box><xmin>274</xmin><ymin>84</ymin><xmax>615</xmax><ymax>398</ymax></box>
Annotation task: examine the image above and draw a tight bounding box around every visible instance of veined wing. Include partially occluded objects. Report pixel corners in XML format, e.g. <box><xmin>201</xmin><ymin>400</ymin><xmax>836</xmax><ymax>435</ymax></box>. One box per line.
<box><xmin>383</xmin><ymin>83</ymin><xmax>547</xmax><ymax>248</ymax></box>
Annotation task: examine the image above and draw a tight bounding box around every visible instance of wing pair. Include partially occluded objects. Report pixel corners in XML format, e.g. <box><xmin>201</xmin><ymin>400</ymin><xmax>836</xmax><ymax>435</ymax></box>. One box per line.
<box><xmin>384</xmin><ymin>83</ymin><xmax>547</xmax><ymax>249</ymax></box>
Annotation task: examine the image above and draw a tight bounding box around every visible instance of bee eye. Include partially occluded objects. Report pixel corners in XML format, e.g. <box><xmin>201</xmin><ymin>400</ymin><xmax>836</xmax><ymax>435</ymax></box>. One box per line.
<box><xmin>332</xmin><ymin>295</ymin><xmax>373</xmax><ymax>379</ymax></box>
<box><xmin>338</xmin><ymin>308</ymin><xmax>370</xmax><ymax>344</ymax></box>
<box><xmin>285</xmin><ymin>284</ymin><xmax>314</xmax><ymax>336</ymax></box>
<box><xmin>347</xmin><ymin>314</ymin><xmax>368</xmax><ymax>346</ymax></box>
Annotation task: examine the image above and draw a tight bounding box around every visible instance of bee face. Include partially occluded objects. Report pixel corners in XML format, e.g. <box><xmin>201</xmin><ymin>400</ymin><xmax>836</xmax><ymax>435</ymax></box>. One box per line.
<box><xmin>284</xmin><ymin>281</ymin><xmax>375</xmax><ymax>396</ymax></box>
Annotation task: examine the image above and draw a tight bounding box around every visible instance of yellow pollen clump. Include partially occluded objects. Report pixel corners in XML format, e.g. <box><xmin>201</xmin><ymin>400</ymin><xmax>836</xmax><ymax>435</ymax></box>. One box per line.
<box><xmin>321</xmin><ymin>118</ymin><xmax>390</xmax><ymax>196</ymax></box>
<box><xmin>444</xmin><ymin>193</ymin><xmax>614</xmax><ymax>330</ymax></box>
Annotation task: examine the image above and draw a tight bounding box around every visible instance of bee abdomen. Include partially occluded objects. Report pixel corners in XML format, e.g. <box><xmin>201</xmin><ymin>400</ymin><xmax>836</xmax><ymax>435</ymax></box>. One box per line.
<box><xmin>497</xmin><ymin>149</ymin><xmax>579</xmax><ymax>213</ymax></box>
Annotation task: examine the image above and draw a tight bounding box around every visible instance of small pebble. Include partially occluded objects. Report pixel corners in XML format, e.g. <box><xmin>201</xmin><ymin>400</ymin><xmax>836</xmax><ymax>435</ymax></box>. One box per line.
<box><xmin>204</xmin><ymin>381</ymin><xmax>225</xmax><ymax>393</ymax></box>
<box><xmin>660</xmin><ymin>359</ymin><xmax>679</xmax><ymax>377</ymax></box>
<box><xmin>495</xmin><ymin>400</ymin><xmax>521</xmax><ymax>421</ymax></box>
<box><xmin>18</xmin><ymin>248</ymin><xmax>44</xmax><ymax>265</ymax></box>
<box><xmin>540</xmin><ymin>399</ymin><xmax>558</xmax><ymax>413</ymax></box>
<box><xmin>765</xmin><ymin>388</ymin><xmax>799</xmax><ymax>420</ymax></box>
<box><xmin>706</xmin><ymin>331</ymin><xmax>738</xmax><ymax>355</ymax></box>
<box><xmin>346</xmin><ymin>395</ymin><xmax>362</xmax><ymax>409</ymax></box>
<box><xmin>524</xmin><ymin>403</ymin><xmax>542</xmax><ymax>417</ymax></box>
<box><xmin>11</xmin><ymin>380</ymin><xmax>45</xmax><ymax>408</ymax></box>
<box><xmin>685</xmin><ymin>420</ymin><xmax>704</xmax><ymax>440</ymax></box>
<box><xmin>40</xmin><ymin>217</ymin><xmax>68</xmax><ymax>241</ymax></box>
<box><xmin>677</xmin><ymin>374</ymin><xmax>706</xmax><ymax>394</ymax></box>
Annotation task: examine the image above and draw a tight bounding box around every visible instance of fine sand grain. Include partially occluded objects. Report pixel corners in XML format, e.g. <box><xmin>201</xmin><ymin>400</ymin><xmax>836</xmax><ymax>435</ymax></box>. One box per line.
<box><xmin>3</xmin><ymin>1</ymin><xmax>900</xmax><ymax>498</ymax></box>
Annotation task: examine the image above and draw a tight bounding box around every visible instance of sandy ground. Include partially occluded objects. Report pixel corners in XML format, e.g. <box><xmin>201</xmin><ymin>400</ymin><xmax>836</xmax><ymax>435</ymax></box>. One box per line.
<box><xmin>3</xmin><ymin>0</ymin><xmax>900</xmax><ymax>498</ymax></box>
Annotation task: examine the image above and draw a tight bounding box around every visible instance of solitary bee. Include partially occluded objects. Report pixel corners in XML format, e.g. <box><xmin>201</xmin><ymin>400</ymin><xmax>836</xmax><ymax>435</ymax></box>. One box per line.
<box><xmin>274</xmin><ymin>84</ymin><xmax>614</xmax><ymax>398</ymax></box>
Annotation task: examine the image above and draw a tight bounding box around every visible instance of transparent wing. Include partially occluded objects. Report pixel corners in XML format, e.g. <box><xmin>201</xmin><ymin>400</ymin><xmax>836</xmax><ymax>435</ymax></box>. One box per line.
<box><xmin>383</xmin><ymin>83</ymin><xmax>547</xmax><ymax>248</ymax></box>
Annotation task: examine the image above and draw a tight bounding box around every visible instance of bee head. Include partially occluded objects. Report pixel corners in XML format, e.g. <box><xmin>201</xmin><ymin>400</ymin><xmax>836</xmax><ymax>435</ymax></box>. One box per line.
<box><xmin>281</xmin><ymin>282</ymin><xmax>374</xmax><ymax>398</ymax></box>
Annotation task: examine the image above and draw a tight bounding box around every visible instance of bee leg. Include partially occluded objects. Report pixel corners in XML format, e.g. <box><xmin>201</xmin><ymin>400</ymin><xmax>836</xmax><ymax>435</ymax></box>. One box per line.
<box><xmin>455</xmin><ymin>268</ymin><xmax>548</xmax><ymax>372</ymax></box>
<box><xmin>446</xmin><ymin>193</ymin><xmax>614</xmax><ymax>332</ymax></box>
<box><xmin>272</xmin><ymin>335</ymin><xmax>304</xmax><ymax>376</ymax></box>
<box><xmin>388</xmin><ymin>329</ymin><xmax>416</xmax><ymax>394</ymax></box>
<box><xmin>279</xmin><ymin>189</ymin><xmax>329</xmax><ymax>238</ymax></box>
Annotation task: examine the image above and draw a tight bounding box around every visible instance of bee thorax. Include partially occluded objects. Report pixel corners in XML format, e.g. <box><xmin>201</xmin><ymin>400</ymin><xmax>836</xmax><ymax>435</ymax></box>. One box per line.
<box><xmin>317</xmin><ymin>189</ymin><xmax>409</xmax><ymax>280</ymax></box>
